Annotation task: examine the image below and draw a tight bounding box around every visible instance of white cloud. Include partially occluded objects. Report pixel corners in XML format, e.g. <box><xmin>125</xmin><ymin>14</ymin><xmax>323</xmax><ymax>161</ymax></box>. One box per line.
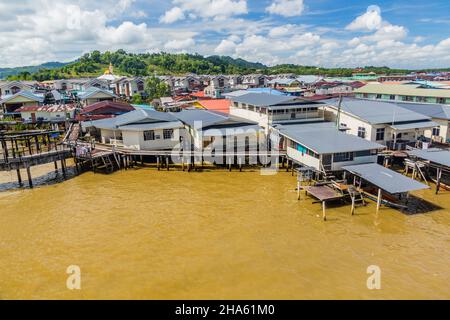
<box><xmin>160</xmin><ymin>0</ymin><xmax>248</xmax><ymax>24</ymax></box>
<box><xmin>346</xmin><ymin>5</ymin><xmax>382</xmax><ymax>31</ymax></box>
<box><xmin>164</xmin><ymin>38</ymin><xmax>195</xmax><ymax>50</ymax></box>
<box><xmin>266</xmin><ymin>0</ymin><xmax>305</xmax><ymax>17</ymax></box>
<box><xmin>215</xmin><ymin>39</ymin><xmax>238</xmax><ymax>54</ymax></box>
<box><xmin>160</xmin><ymin>7</ymin><xmax>185</xmax><ymax>24</ymax></box>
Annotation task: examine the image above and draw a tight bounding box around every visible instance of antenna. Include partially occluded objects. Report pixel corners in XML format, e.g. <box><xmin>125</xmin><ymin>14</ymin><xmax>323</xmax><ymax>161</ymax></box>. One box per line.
<box><xmin>336</xmin><ymin>94</ymin><xmax>343</xmax><ymax>129</ymax></box>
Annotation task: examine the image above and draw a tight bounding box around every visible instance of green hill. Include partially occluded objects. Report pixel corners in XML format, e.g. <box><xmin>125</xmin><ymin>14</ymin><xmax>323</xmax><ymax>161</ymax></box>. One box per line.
<box><xmin>4</xmin><ymin>50</ymin><xmax>448</xmax><ymax>81</ymax></box>
<box><xmin>0</xmin><ymin>62</ymin><xmax>68</xmax><ymax>80</ymax></box>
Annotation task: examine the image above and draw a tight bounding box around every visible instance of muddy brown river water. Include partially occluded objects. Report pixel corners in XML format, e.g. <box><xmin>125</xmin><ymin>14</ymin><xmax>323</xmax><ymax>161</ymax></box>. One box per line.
<box><xmin>0</xmin><ymin>163</ymin><xmax>449</xmax><ymax>299</ymax></box>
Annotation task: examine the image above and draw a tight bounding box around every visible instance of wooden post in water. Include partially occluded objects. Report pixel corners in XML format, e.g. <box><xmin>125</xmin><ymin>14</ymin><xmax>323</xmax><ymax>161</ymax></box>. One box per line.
<box><xmin>376</xmin><ymin>188</ymin><xmax>382</xmax><ymax>213</ymax></box>
<box><xmin>26</xmin><ymin>165</ymin><xmax>33</xmax><ymax>189</ymax></box>
<box><xmin>297</xmin><ymin>181</ymin><xmax>301</xmax><ymax>200</ymax></box>
<box><xmin>436</xmin><ymin>168</ymin><xmax>442</xmax><ymax>195</ymax></box>
<box><xmin>351</xmin><ymin>195</ymin><xmax>355</xmax><ymax>216</ymax></box>
<box><xmin>54</xmin><ymin>161</ymin><xmax>59</xmax><ymax>174</ymax></box>
<box><xmin>61</xmin><ymin>158</ymin><xmax>67</xmax><ymax>178</ymax></box>
<box><xmin>166</xmin><ymin>156</ymin><xmax>170</xmax><ymax>171</ymax></box>
<box><xmin>16</xmin><ymin>169</ymin><xmax>23</xmax><ymax>187</ymax></box>
<box><xmin>322</xmin><ymin>201</ymin><xmax>327</xmax><ymax>221</ymax></box>
<box><xmin>157</xmin><ymin>156</ymin><xmax>160</xmax><ymax>171</ymax></box>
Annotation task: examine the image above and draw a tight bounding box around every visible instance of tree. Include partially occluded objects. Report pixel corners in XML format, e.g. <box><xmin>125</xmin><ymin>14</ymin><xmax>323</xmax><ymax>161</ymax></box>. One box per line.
<box><xmin>131</xmin><ymin>93</ymin><xmax>144</xmax><ymax>105</ymax></box>
<box><xmin>144</xmin><ymin>76</ymin><xmax>171</xmax><ymax>100</ymax></box>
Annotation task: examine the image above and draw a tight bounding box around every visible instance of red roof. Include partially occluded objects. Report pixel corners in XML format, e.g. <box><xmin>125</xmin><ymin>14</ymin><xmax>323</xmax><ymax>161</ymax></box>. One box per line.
<box><xmin>81</xmin><ymin>101</ymin><xmax>135</xmax><ymax>115</ymax></box>
<box><xmin>196</xmin><ymin>99</ymin><xmax>231</xmax><ymax>114</ymax></box>
<box><xmin>190</xmin><ymin>91</ymin><xmax>206</xmax><ymax>98</ymax></box>
<box><xmin>17</xmin><ymin>104</ymin><xmax>76</xmax><ymax>113</ymax></box>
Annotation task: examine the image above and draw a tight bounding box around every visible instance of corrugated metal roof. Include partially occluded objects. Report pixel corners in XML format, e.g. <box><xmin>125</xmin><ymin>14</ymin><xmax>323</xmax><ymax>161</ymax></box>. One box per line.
<box><xmin>203</xmin><ymin>125</ymin><xmax>262</xmax><ymax>137</ymax></box>
<box><xmin>407</xmin><ymin>149</ymin><xmax>450</xmax><ymax>167</ymax></box>
<box><xmin>229</xmin><ymin>92</ymin><xmax>295</xmax><ymax>106</ymax></box>
<box><xmin>118</xmin><ymin>121</ymin><xmax>183</xmax><ymax>131</ymax></box>
<box><xmin>355</xmin><ymin>83</ymin><xmax>450</xmax><ymax>98</ymax></box>
<box><xmin>78</xmin><ymin>87</ymin><xmax>117</xmax><ymax>100</ymax></box>
<box><xmin>343</xmin><ymin>163</ymin><xmax>429</xmax><ymax>194</ymax></box>
<box><xmin>0</xmin><ymin>91</ymin><xmax>44</xmax><ymax>104</ymax></box>
<box><xmin>323</xmin><ymin>98</ymin><xmax>431</xmax><ymax>124</ymax></box>
<box><xmin>115</xmin><ymin>109</ymin><xmax>178</xmax><ymax>126</ymax></box>
<box><xmin>390</xmin><ymin>120</ymin><xmax>438</xmax><ymax>130</ymax></box>
<box><xmin>396</xmin><ymin>102</ymin><xmax>450</xmax><ymax>120</ymax></box>
<box><xmin>278</xmin><ymin>122</ymin><xmax>384</xmax><ymax>154</ymax></box>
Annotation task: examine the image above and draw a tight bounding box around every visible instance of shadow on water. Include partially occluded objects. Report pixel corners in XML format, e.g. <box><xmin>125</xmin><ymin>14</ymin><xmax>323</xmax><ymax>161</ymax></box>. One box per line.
<box><xmin>0</xmin><ymin>167</ymin><xmax>79</xmax><ymax>192</ymax></box>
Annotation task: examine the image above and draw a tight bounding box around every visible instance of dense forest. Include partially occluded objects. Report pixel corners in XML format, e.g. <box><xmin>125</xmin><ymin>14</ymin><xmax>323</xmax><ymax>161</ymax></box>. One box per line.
<box><xmin>4</xmin><ymin>50</ymin><xmax>449</xmax><ymax>81</ymax></box>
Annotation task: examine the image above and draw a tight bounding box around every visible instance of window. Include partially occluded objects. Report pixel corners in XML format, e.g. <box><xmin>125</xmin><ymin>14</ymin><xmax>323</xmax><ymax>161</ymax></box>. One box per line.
<box><xmin>333</xmin><ymin>152</ymin><xmax>354</xmax><ymax>162</ymax></box>
<box><xmin>363</xmin><ymin>93</ymin><xmax>368</xmax><ymax>98</ymax></box>
<box><xmin>437</xmin><ymin>98</ymin><xmax>446</xmax><ymax>104</ymax></box>
<box><xmin>432</xmin><ymin>127</ymin><xmax>441</xmax><ymax>136</ymax></box>
<box><xmin>390</xmin><ymin>95</ymin><xmax>396</xmax><ymax>100</ymax></box>
<box><xmin>357</xmin><ymin>127</ymin><xmax>366</xmax><ymax>139</ymax></box>
<box><xmin>137</xmin><ymin>81</ymin><xmax>144</xmax><ymax>91</ymax></box>
<box><xmin>402</xmin><ymin>96</ymin><xmax>414</xmax><ymax>102</ymax></box>
<box><xmin>376</xmin><ymin>128</ymin><xmax>385</xmax><ymax>141</ymax></box>
<box><xmin>144</xmin><ymin>130</ymin><xmax>155</xmax><ymax>141</ymax></box>
<box><xmin>234</xmin><ymin>102</ymin><xmax>239</xmax><ymax>108</ymax></box>
<box><xmin>376</xmin><ymin>94</ymin><xmax>382</xmax><ymax>99</ymax></box>
<box><xmin>355</xmin><ymin>150</ymin><xmax>371</xmax><ymax>157</ymax></box>
<box><xmin>163</xmin><ymin>129</ymin><xmax>174</xmax><ymax>140</ymax></box>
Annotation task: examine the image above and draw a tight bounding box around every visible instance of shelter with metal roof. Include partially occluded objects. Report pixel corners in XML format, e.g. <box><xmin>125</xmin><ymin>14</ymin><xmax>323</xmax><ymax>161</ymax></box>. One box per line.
<box><xmin>407</xmin><ymin>148</ymin><xmax>450</xmax><ymax>194</ymax></box>
<box><xmin>343</xmin><ymin>163</ymin><xmax>430</xmax><ymax>212</ymax></box>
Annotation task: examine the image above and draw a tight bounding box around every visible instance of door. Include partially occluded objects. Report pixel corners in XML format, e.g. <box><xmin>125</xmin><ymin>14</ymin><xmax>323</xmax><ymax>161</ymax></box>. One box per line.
<box><xmin>31</xmin><ymin>113</ymin><xmax>36</xmax><ymax>123</ymax></box>
<box><xmin>321</xmin><ymin>154</ymin><xmax>332</xmax><ymax>171</ymax></box>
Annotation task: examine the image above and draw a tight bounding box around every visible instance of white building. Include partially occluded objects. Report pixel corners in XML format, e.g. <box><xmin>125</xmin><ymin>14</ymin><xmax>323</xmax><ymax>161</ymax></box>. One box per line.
<box><xmin>229</xmin><ymin>92</ymin><xmax>324</xmax><ymax>130</ymax></box>
<box><xmin>17</xmin><ymin>104</ymin><xmax>77</xmax><ymax>123</ymax></box>
<box><xmin>275</xmin><ymin>122</ymin><xmax>384</xmax><ymax>172</ymax></box>
<box><xmin>83</xmin><ymin>109</ymin><xmax>184</xmax><ymax>151</ymax></box>
<box><xmin>322</xmin><ymin>98</ymin><xmax>439</xmax><ymax>150</ymax></box>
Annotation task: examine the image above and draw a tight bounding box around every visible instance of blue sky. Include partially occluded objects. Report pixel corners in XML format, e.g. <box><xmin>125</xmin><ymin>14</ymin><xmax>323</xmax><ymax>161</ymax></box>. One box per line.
<box><xmin>0</xmin><ymin>0</ymin><xmax>449</xmax><ymax>68</ymax></box>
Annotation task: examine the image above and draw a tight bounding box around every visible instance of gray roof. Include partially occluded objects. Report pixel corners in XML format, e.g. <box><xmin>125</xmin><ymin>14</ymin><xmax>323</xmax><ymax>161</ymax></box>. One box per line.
<box><xmin>396</xmin><ymin>102</ymin><xmax>450</xmax><ymax>120</ymax></box>
<box><xmin>171</xmin><ymin>109</ymin><xmax>255</xmax><ymax>128</ymax></box>
<box><xmin>343</xmin><ymin>163</ymin><xmax>429</xmax><ymax>194</ymax></box>
<box><xmin>390</xmin><ymin>120</ymin><xmax>438</xmax><ymax>130</ymax></box>
<box><xmin>0</xmin><ymin>91</ymin><xmax>44</xmax><ymax>104</ymax></box>
<box><xmin>115</xmin><ymin>109</ymin><xmax>178</xmax><ymax>126</ymax></box>
<box><xmin>118</xmin><ymin>121</ymin><xmax>183</xmax><ymax>131</ymax></box>
<box><xmin>203</xmin><ymin>125</ymin><xmax>262</xmax><ymax>137</ymax></box>
<box><xmin>82</xmin><ymin>109</ymin><xmax>180</xmax><ymax>130</ymax></box>
<box><xmin>229</xmin><ymin>92</ymin><xmax>295</xmax><ymax>107</ymax></box>
<box><xmin>277</xmin><ymin>122</ymin><xmax>384</xmax><ymax>154</ymax></box>
<box><xmin>407</xmin><ymin>148</ymin><xmax>450</xmax><ymax>168</ymax></box>
<box><xmin>78</xmin><ymin>87</ymin><xmax>117</xmax><ymax>100</ymax></box>
<box><xmin>323</xmin><ymin>98</ymin><xmax>431</xmax><ymax>124</ymax></box>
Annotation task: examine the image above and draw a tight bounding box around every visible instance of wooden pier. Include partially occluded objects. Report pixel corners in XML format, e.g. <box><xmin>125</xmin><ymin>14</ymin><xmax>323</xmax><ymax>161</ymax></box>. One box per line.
<box><xmin>0</xmin><ymin>130</ymin><xmax>73</xmax><ymax>188</ymax></box>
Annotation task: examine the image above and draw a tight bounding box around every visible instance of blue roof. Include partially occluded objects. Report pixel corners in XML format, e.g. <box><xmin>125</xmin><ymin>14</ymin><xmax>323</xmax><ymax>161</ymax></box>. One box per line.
<box><xmin>247</xmin><ymin>88</ymin><xmax>288</xmax><ymax>96</ymax></box>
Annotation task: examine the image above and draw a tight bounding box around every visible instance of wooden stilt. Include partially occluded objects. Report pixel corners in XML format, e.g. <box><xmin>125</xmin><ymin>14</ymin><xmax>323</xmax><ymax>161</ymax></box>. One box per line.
<box><xmin>157</xmin><ymin>156</ymin><xmax>160</xmax><ymax>171</ymax></box>
<box><xmin>166</xmin><ymin>156</ymin><xmax>170</xmax><ymax>171</ymax></box>
<box><xmin>26</xmin><ymin>166</ymin><xmax>33</xmax><ymax>189</ymax></box>
<box><xmin>16</xmin><ymin>169</ymin><xmax>23</xmax><ymax>187</ymax></box>
<box><xmin>61</xmin><ymin>159</ymin><xmax>67</xmax><ymax>178</ymax></box>
<box><xmin>351</xmin><ymin>196</ymin><xmax>355</xmax><ymax>216</ymax></box>
<box><xmin>322</xmin><ymin>201</ymin><xmax>327</xmax><ymax>221</ymax></box>
<box><xmin>436</xmin><ymin>168</ymin><xmax>442</xmax><ymax>195</ymax></box>
<box><xmin>297</xmin><ymin>181</ymin><xmax>301</xmax><ymax>200</ymax></box>
<box><xmin>376</xmin><ymin>188</ymin><xmax>382</xmax><ymax>212</ymax></box>
<box><xmin>54</xmin><ymin>161</ymin><xmax>58</xmax><ymax>174</ymax></box>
